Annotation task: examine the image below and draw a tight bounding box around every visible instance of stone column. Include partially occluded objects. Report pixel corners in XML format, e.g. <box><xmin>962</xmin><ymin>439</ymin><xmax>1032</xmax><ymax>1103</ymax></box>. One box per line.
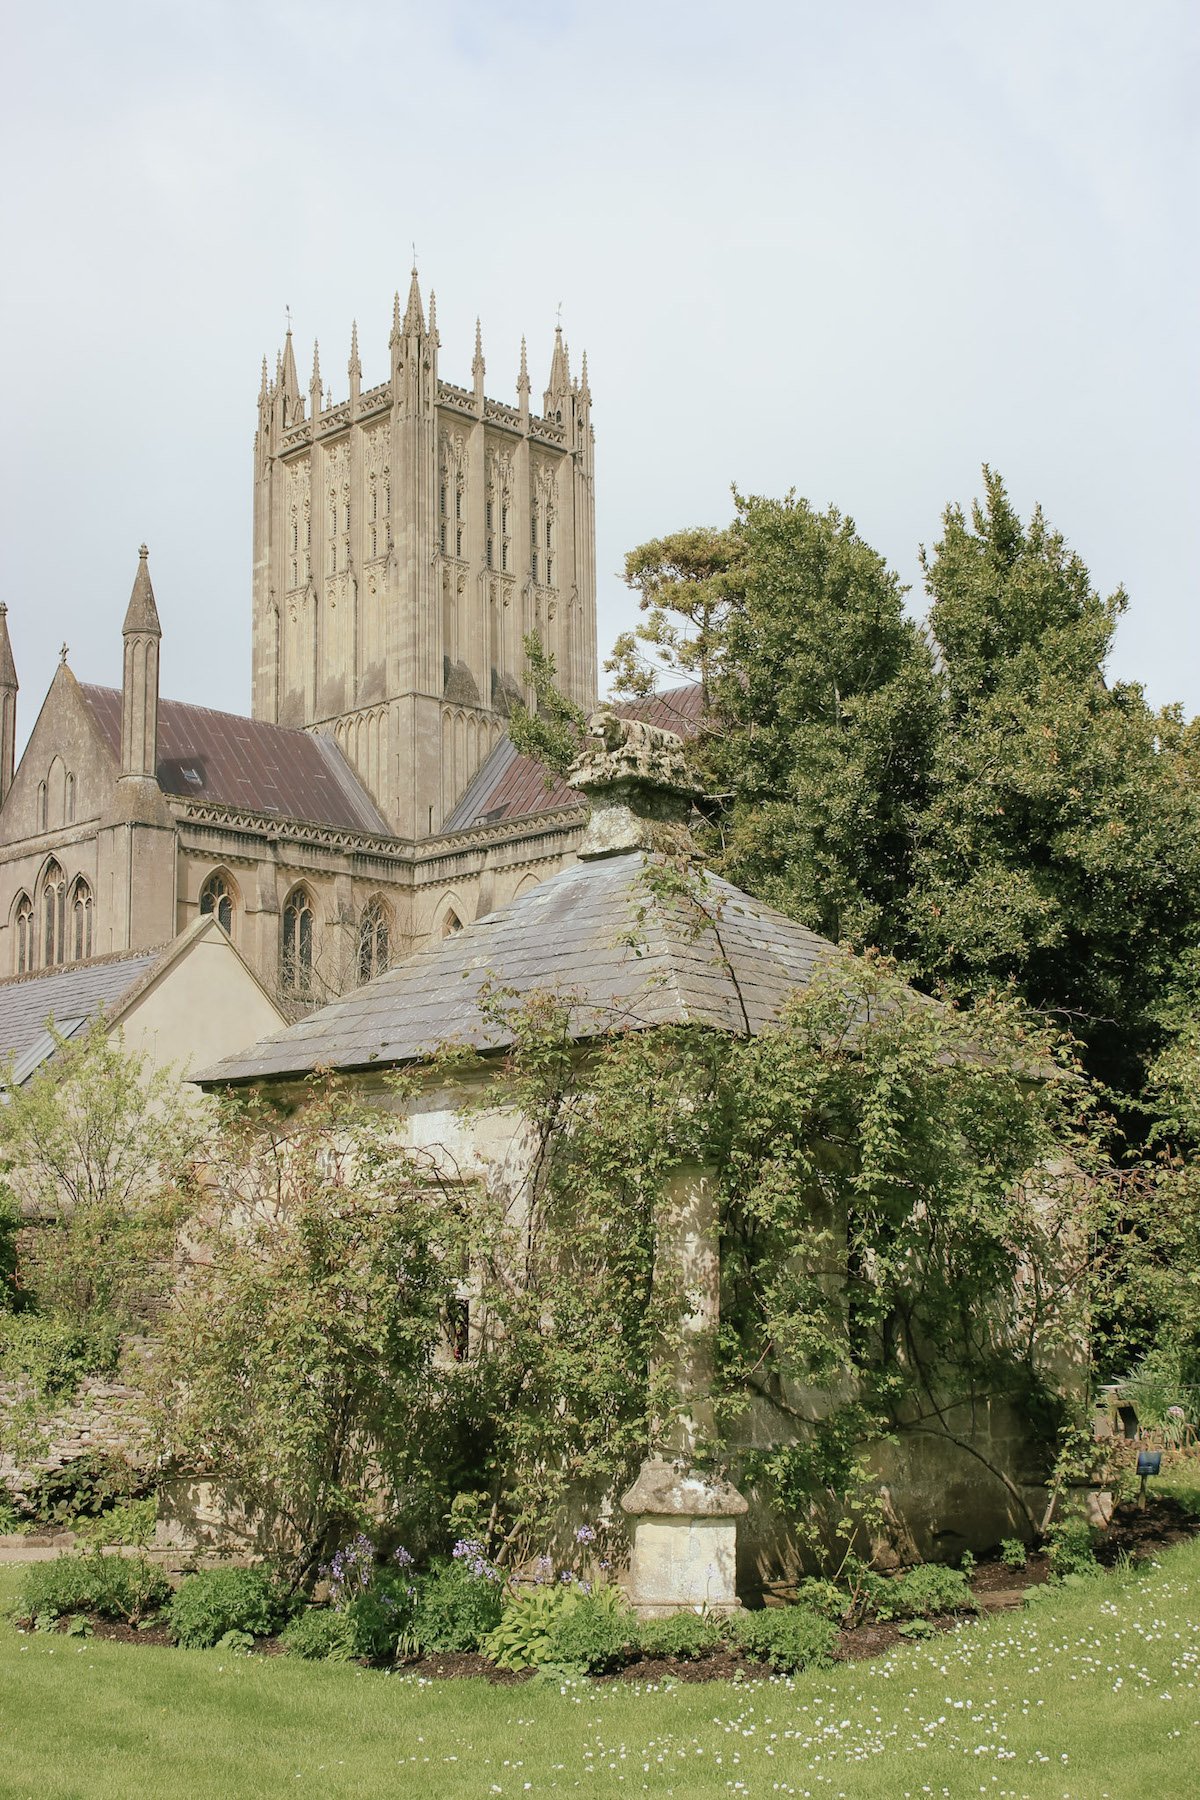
<box><xmin>620</xmin><ymin>1159</ymin><xmax>747</xmax><ymax>1618</ymax></box>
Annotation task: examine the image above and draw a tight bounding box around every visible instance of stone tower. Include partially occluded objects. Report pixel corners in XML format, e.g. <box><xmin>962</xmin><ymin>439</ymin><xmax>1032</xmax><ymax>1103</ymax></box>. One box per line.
<box><xmin>251</xmin><ymin>273</ymin><xmax>597</xmax><ymax>838</ymax></box>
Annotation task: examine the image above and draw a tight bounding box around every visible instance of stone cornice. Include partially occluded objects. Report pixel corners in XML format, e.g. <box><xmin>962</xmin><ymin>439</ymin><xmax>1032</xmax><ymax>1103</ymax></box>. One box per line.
<box><xmin>171</xmin><ymin>795</ymin><xmax>583</xmax><ymax>865</ymax></box>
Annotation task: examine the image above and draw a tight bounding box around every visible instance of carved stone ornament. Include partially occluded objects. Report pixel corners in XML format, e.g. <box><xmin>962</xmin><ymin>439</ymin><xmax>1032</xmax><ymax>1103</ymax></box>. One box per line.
<box><xmin>567</xmin><ymin>708</ymin><xmax>697</xmax><ymax>860</ymax></box>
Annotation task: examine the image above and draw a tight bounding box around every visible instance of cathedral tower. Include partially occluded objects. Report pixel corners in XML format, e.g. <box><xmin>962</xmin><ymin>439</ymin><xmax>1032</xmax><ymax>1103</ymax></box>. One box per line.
<box><xmin>251</xmin><ymin>275</ymin><xmax>597</xmax><ymax>838</ymax></box>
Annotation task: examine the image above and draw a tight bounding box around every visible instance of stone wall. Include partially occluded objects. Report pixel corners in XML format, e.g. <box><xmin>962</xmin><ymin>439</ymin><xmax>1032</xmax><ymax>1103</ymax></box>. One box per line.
<box><xmin>0</xmin><ymin>1371</ymin><xmax>151</xmax><ymax>1499</ymax></box>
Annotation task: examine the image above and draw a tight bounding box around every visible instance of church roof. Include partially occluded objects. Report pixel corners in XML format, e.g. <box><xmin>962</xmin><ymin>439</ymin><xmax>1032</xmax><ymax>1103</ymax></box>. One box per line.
<box><xmin>79</xmin><ymin>687</ymin><xmax>390</xmax><ymax>835</ymax></box>
<box><xmin>442</xmin><ymin>684</ymin><xmax>705</xmax><ymax>832</ymax></box>
<box><xmin>195</xmin><ymin>848</ymin><xmax>834</xmax><ymax>1087</ymax></box>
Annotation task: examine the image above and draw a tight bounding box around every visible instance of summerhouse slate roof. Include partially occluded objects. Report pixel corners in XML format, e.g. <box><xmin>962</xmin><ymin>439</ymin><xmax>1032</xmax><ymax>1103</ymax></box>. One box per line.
<box><xmin>0</xmin><ymin>949</ymin><xmax>164</xmax><ymax>1084</ymax></box>
<box><xmin>80</xmin><ymin>686</ymin><xmax>390</xmax><ymax>835</ymax></box>
<box><xmin>196</xmin><ymin>849</ymin><xmax>835</xmax><ymax>1087</ymax></box>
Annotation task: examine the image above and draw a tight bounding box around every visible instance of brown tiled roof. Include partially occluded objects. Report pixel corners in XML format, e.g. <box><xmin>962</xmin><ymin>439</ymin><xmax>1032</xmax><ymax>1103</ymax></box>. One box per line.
<box><xmin>442</xmin><ymin>684</ymin><xmax>706</xmax><ymax>833</ymax></box>
<box><xmin>80</xmin><ymin>687</ymin><xmax>390</xmax><ymax>835</ymax></box>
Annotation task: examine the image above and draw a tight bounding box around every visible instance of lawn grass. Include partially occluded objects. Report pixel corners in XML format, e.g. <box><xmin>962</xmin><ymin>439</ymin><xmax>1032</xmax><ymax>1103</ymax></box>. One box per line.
<box><xmin>1</xmin><ymin>1542</ymin><xmax>1197</xmax><ymax>1800</ymax></box>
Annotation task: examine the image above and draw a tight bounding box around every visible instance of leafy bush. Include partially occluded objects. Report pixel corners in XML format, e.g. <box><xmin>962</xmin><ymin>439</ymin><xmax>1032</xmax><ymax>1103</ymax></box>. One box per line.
<box><xmin>22</xmin><ymin>1454</ymin><xmax>147</xmax><ymax>1528</ymax></box>
<box><xmin>1120</xmin><ymin>1346</ymin><xmax>1200</xmax><ymax>1444</ymax></box>
<box><xmin>1045</xmin><ymin>1518</ymin><xmax>1099</xmax><ymax>1581</ymax></box>
<box><xmin>999</xmin><ymin>1537</ymin><xmax>1028</xmax><ymax>1570</ymax></box>
<box><xmin>408</xmin><ymin>1554</ymin><xmax>505</xmax><ymax>1654</ymax></box>
<box><xmin>280</xmin><ymin>1607</ymin><xmax>357</xmax><ymax>1661</ymax></box>
<box><xmin>733</xmin><ymin>1605</ymin><xmax>837</xmax><ymax>1672</ymax></box>
<box><xmin>638</xmin><ymin>1611</ymin><xmax>725</xmax><ymax>1660</ymax></box>
<box><xmin>14</xmin><ymin>1551</ymin><xmax>170</xmax><ymax>1626</ymax></box>
<box><xmin>0</xmin><ymin>1312</ymin><xmax>119</xmax><ymax>1400</ymax></box>
<box><xmin>485</xmin><ymin>1585</ymin><xmax>575</xmax><ymax>1671</ymax></box>
<box><xmin>793</xmin><ymin>1577</ymin><xmax>850</xmax><ymax>1623</ymax></box>
<box><xmin>544</xmin><ymin>1586</ymin><xmax>635</xmax><ymax>1673</ymax></box>
<box><xmin>340</xmin><ymin>1570</ymin><xmax>418</xmax><ymax>1661</ymax></box>
<box><xmin>73</xmin><ymin>1496</ymin><xmax>157</xmax><ymax>1548</ymax></box>
<box><xmin>877</xmin><ymin>1563</ymin><xmax>974</xmax><ymax>1621</ymax></box>
<box><xmin>168</xmin><ymin>1567</ymin><xmax>295</xmax><ymax>1649</ymax></box>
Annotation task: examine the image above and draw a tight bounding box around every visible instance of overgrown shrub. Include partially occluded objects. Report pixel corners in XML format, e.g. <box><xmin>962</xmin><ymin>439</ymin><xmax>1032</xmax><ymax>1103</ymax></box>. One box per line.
<box><xmin>543</xmin><ymin>1586</ymin><xmax>635</xmax><ymax>1672</ymax></box>
<box><xmin>408</xmin><ymin>1553</ymin><xmax>506</xmax><ymax>1653</ymax></box>
<box><xmin>637</xmin><ymin>1611</ymin><xmax>724</xmax><ymax>1660</ymax></box>
<box><xmin>733</xmin><ymin>1606</ymin><xmax>837</xmax><ymax>1672</ymax></box>
<box><xmin>878</xmin><ymin>1563</ymin><xmax>974</xmax><ymax>1620</ymax></box>
<box><xmin>280</xmin><ymin>1607</ymin><xmax>357</xmax><ymax>1661</ymax></box>
<box><xmin>1045</xmin><ymin>1518</ymin><xmax>1099</xmax><ymax>1581</ymax></box>
<box><xmin>22</xmin><ymin>1454</ymin><xmax>147</xmax><ymax>1528</ymax></box>
<box><xmin>485</xmin><ymin>1585</ymin><xmax>574</xmax><ymax>1671</ymax></box>
<box><xmin>340</xmin><ymin>1570</ymin><xmax>418</xmax><ymax>1661</ymax></box>
<box><xmin>168</xmin><ymin>1567</ymin><xmax>295</xmax><ymax>1649</ymax></box>
<box><xmin>14</xmin><ymin>1551</ymin><xmax>170</xmax><ymax>1626</ymax></box>
<box><xmin>999</xmin><ymin>1537</ymin><xmax>1028</xmax><ymax>1570</ymax></box>
<box><xmin>73</xmin><ymin>1496</ymin><xmax>157</xmax><ymax>1548</ymax></box>
<box><xmin>793</xmin><ymin>1577</ymin><xmax>850</xmax><ymax>1622</ymax></box>
<box><xmin>0</xmin><ymin>1312</ymin><xmax>119</xmax><ymax>1400</ymax></box>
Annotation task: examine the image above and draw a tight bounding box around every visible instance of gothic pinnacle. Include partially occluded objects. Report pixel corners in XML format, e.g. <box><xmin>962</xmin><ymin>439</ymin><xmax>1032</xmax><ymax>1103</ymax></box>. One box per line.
<box><xmin>258</xmin><ymin>354</ymin><xmax>269</xmax><ymax>401</ymax></box>
<box><xmin>0</xmin><ymin>601</ymin><xmax>17</xmax><ymax>692</ymax></box>
<box><xmin>390</xmin><ymin>289</ymin><xmax>402</xmax><ymax>345</ymax></box>
<box><xmin>403</xmin><ymin>265</ymin><xmax>424</xmax><ymax>335</ymax></box>
<box><xmin>348</xmin><ymin>320</ymin><xmax>361</xmax><ymax>381</ymax></box>
<box><xmin>518</xmin><ymin>334</ymin><xmax>530</xmax><ymax>395</ymax></box>
<box><xmin>310</xmin><ymin>340</ymin><xmax>321</xmax><ymax>388</ymax></box>
<box><xmin>428</xmin><ymin>290</ymin><xmax>438</xmax><ymax>341</ymax></box>
<box><xmin>472</xmin><ymin>316</ymin><xmax>485</xmax><ymax>379</ymax></box>
<box><xmin>123</xmin><ymin>543</ymin><xmax>161</xmax><ymax>639</ymax></box>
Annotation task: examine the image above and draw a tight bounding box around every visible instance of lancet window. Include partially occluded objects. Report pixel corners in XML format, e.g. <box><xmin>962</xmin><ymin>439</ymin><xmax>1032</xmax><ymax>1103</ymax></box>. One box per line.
<box><xmin>357</xmin><ymin>897</ymin><xmax>391</xmax><ymax>985</ymax></box>
<box><xmin>70</xmin><ymin>878</ymin><xmax>93</xmax><ymax>962</ymax></box>
<box><xmin>199</xmin><ymin>871</ymin><xmax>234</xmax><ymax>936</ymax></box>
<box><xmin>281</xmin><ymin>885</ymin><xmax>315</xmax><ymax>996</ymax></box>
<box><xmin>41</xmin><ymin>860</ymin><xmax>66</xmax><ymax>967</ymax></box>
<box><xmin>13</xmin><ymin>893</ymin><xmax>33</xmax><ymax>974</ymax></box>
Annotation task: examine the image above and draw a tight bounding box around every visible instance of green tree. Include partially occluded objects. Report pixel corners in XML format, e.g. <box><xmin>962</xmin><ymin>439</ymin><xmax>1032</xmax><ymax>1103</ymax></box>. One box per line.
<box><xmin>613</xmin><ymin>493</ymin><xmax>939</xmax><ymax>950</ymax></box>
<box><xmin>908</xmin><ymin>468</ymin><xmax>1200</xmax><ymax>1102</ymax></box>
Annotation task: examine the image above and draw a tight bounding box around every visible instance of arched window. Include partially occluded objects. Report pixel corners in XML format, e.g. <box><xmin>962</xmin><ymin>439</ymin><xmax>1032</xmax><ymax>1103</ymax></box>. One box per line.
<box><xmin>41</xmin><ymin>860</ymin><xmax>66</xmax><ymax>967</ymax></box>
<box><xmin>65</xmin><ymin>773</ymin><xmax>76</xmax><ymax>824</ymax></box>
<box><xmin>199</xmin><ymin>871</ymin><xmax>234</xmax><ymax>936</ymax></box>
<box><xmin>357</xmin><ymin>897</ymin><xmax>391</xmax><ymax>985</ymax></box>
<box><xmin>281</xmin><ymin>886</ymin><xmax>315</xmax><ymax>995</ymax></box>
<box><xmin>441</xmin><ymin>907</ymin><xmax>463</xmax><ymax>939</ymax></box>
<box><xmin>70</xmin><ymin>878</ymin><xmax>93</xmax><ymax>962</ymax></box>
<box><xmin>13</xmin><ymin>893</ymin><xmax>33</xmax><ymax>975</ymax></box>
<box><xmin>37</xmin><ymin>782</ymin><xmax>47</xmax><ymax>831</ymax></box>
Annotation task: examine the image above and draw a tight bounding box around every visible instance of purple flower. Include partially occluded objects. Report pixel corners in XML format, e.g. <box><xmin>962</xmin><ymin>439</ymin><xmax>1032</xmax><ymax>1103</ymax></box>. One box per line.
<box><xmin>393</xmin><ymin>1546</ymin><xmax>414</xmax><ymax>1568</ymax></box>
<box><xmin>559</xmin><ymin>1570</ymin><xmax>575</xmax><ymax>1585</ymax></box>
<box><xmin>575</xmin><ymin>1524</ymin><xmax>596</xmax><ymax>1545</ymax></box>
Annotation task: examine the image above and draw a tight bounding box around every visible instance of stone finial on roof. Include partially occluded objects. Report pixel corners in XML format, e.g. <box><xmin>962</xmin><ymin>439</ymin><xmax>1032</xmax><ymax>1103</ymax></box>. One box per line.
<box><xmin>122</xmin><ymin>544</ymin><xmax>161</xmax><ymax>638</ymax></box>
<box><xmin>0</xmin><ymin>602</ymin><xmax>17</xmax><ymax>692</ymax></box>
<box><xmin>568</xmin><ymin>707</ymin><xmax>697</xmax><ymax>859</ymax></box>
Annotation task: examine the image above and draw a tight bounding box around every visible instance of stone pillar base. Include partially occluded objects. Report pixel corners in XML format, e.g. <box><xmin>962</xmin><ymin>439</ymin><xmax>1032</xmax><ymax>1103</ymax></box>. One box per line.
<box><xmin>621</xmin><ymin>1458</ymin><xmax>748</xmax><ymax>1619</ymax></box>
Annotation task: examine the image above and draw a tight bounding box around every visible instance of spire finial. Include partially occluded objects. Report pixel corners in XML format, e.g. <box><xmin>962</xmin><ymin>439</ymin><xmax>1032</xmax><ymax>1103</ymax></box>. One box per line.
<box><xmin>285</xmin><ymin>303</ymin><xmax>292</xmax><ymax>336</ymax></box>
<box><xmin>391</xmin><ymin>289</ymin><xmax>402</xmax><ymax>340</ymax></box>
<box><xmin>403</xmin><ymin>264</ymin><xmax>425</xmax><ymax>335</ymax></box>
<box><xmin>59</xmin><ymin>642</ymin><xmax>69</xmax><ymax>665</ymax></box>
<box><xmin>123</xmin><ymin>544</ymin><xmax>161</xmax><ymax>639</ymax></box>
<box><xmin>310</xmin><ymin>339</ymin><xmax>321</xmax><ymax>385</ymax></box>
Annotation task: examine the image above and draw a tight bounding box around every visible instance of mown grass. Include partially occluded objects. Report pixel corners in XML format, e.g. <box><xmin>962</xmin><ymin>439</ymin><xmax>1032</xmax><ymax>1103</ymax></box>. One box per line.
<box><xmin>1</xmin><ymin>1536</ymin><xmax>1198</xmax><ymax>1800</ymax></box>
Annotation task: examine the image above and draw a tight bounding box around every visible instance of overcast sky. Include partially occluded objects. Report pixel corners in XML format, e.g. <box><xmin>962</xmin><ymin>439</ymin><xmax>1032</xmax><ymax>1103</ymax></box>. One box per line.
<box><xmin>2</xmin><ymin>0</ymin><xmax>1196</xmax><ymax>749</ymax></box>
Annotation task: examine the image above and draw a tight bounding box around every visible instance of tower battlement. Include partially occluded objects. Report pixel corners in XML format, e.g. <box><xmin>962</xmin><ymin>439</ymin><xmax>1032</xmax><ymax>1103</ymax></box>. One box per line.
<box><xmin>251</xmin><ymin>271</ymin><xmax>597</xmax><ymax>839</ymax></box>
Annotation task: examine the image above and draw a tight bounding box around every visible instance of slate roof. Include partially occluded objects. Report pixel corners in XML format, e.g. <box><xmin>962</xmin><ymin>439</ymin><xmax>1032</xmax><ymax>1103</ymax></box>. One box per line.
<box><xmin>0</xmin><ymin>950</ymin><xmax>164</xmax><ymax>1084</ymax></box>
<box><xmin>80</xmin><ymin>687</ymin><xmax>390</xmax><ymax>835</ymax></box>
<box><xmin>442</xmin><ymin>684</ymin><xmax>706</xmax><ymax>832</ymax></box>
<box><xmin>196</xmin><ymin>849</ymin><xmax>834</xmax><ymax>1087</ymax></box>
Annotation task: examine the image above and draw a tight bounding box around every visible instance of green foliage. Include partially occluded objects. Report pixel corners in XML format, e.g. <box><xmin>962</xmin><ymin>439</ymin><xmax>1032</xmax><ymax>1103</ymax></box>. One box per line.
<box><xmin>1000</xmin><ymin>1538</ymin><xmax>1028</xmax><ymax>1571</ymax></box>
<box><xmin>407</xmin><ymin>1557</ymin><xmax>505</xmax><ymax>1654</ymax></box>
<box><xmin>792</xmin><ymin>1578</ymin><xmax>850</xmax><ymax>1623</ymax></box>
<box><xmin>616</xmin><ymin>495</ymin><xmax>938</xmax><ymax>952</ymax></box>
<box><xmin>168</xmin><ymin>1568</ymin><xmax>296</xmax><ymax>1649</ymax></box>
<box><xmin>337</xmin><ymin>1570</ymin><xmax>417</xmax><ymax>1661</ymax></box>
<box><xmin>22</xmin><ymin>1454</ymin><xmax>147</xmax><ymax>1529</ymax></box>
<box><xmin>1045</xmin><ymin>1518</ymin><xmax>1099</xmax><ymax>1581</ymax></box>
<box><xmin>876</xmin><ymin>1563</ymin><xmax>975</xmax><ymax>1621</ymax></box>
<box><xmin>732</xmin><ymin>1605</ymin><xmax>838</xmax><ymax>1672</ymax></box>
<box><xmin>543</xmin><ymin>1586</ymin><xmax>636</xmax><ymax>1672</ymax></box>
<box><xmin>507</xmin><ymin>632</ymin><xmax>588</xmax><ymax>778</ymax></box>
<box><xmin>151</xmin><ymin>1082</ymin><xmax>462</xmax><ymax>1579</ymax></box>
<box><xmin>636</xmin><ymin>1611</ymin><xmax>724</xmax><ymax>1660</ymax></box>
<box><xmin>14</xmin><ymin>1551</ymin><xmax>170</xmax><ymax>1626</ymax></box>
<box><xmin>1120</xmin><ymin>1346</ymin><xmax>1200</xmax><ymax>1444</ymax></box>
<box><xmin>484</xmin><ymin>1584</ymin><xmax>576</xmax><ymax>1672</ymax></box>
<box><xmin>279</xmin><ymin>1606</ymin><xmax>356</xmax><ymax>1661</ymax></box>
<box><xmin>910</xmin><ymin>468</ymin><xmax>1200</xmax><ymax>1104</ymax></box>
<box><xmin>72</xmin><ymin>1496</ymin><xmax>157</xmax><ymax>1548</ymax></box>
<box><xmin>0</xmin><ymin>1312</ymin><xmax>119</xmax><ymax>1398</ymax></box>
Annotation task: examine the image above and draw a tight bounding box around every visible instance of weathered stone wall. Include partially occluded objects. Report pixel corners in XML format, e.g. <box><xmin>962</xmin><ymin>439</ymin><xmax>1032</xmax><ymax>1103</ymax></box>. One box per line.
<box><xmin>0</xmin><ymin>1371</ymin><xmax>151</xmax><ymax>1499</ymax></box>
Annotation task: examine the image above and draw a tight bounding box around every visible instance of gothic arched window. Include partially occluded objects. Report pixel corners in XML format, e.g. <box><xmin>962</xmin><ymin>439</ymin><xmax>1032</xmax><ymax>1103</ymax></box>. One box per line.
<box><xmin>281</xmin><ymin>885</ymin><xmax>315</xmax><ymax>996</ymax></box>
<box><xmin>441</xmin><ymin>907</ymin><xmax>463</xmax><ymax>940</ymax></box>
<box><xmin>41</xmin><ymin>859</ymin><xmax>66</xmax><ymax>967</ymax></box>
<box><xmin>357</xmin><ymin>897</ymin><xmax>391</xmax><ymax>985</ymax></box>
<box><xmin>70</xmin><ymin>878</ymin><xmax>93</xmax><ymax>962</ymax></box>
<box><xmin>199</xmin><ymin>871</ymin><xmax>234</xmax><ymax>936</ymax></box>
<box><xmin>65</xmin><ymin>773</ymin><xmax>76</xmax><ymax>824</ymax></box>
<box><xmin>13</xmin><ymin>893</ymin><xmax>33</xmax><ymax>975</ymax></box>
<box><xmin>37</xmin><ymin>782</ymin><xmax>47</xmax><ymax>831</ymax></box>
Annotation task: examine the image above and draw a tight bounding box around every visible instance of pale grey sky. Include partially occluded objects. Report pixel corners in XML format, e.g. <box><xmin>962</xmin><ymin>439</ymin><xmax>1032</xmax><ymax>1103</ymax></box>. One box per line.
<box><xmin>2</xmin><ymin>0</ymin><xmax>1196</xmax><ymax>747</ymax></box>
